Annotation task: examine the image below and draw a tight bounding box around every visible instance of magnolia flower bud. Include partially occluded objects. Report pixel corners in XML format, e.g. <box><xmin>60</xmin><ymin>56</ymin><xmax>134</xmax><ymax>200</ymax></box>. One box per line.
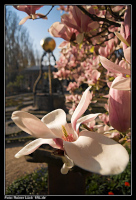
<box><xmin>109</xmin><ymin>78</ymin><xmax>131</xmax><ymax>132</ymax></box>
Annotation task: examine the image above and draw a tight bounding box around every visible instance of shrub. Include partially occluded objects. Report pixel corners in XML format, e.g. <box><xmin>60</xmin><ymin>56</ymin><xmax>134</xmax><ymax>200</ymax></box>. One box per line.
<box><xmin>6</xmin><ymin>167</ymin><xmax>48</xmax><ymax>195</ymax></box>
<box><xmin>85</xmin><ymin>156</ymin><xmax>131</xmax><ymax>195</ymax></box>
<box><xmin>6</xmin><ymin>150</ymin><xmax>131</xmax><ymax>195</ymax></box>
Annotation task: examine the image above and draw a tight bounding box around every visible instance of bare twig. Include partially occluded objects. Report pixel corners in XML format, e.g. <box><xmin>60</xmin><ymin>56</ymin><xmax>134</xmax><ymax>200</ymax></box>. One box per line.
<box><xmin>45</xmin><ymin>5</ymin><xmax>55</xmax><ymax>17</ymax></box>
<box><xmin>35</xmin><ymin>5</ymin><xmax>55</xmax><ymax>20</ymax></box>
<box><xmin>107</xmin><ymin>5</ymin><xmax>124</xmax><ymax>21</ymax></box>
<box><xmin>76</xmin><ymin>5</ymin><xmax>121</xmax><ymax>27</ymax></box>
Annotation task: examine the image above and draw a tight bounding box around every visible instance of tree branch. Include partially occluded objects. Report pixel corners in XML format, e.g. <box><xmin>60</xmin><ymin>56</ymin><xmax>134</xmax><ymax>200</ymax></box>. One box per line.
<box><xmin>76</xmin><ymin>5</ymin><xmax>121</xmax><ymax>27</ymax></box>
<box><xmin>107</xmin><ymin>5</ymin><xmax>124</xmax><ymax>21</ymax></box>
<box><xmin>45</xmin><ymin>5</ymin><xmax>55</xmax><ymax>17</ymax></box>
<box><xmin>35</xmin><ymin>5</ymin><xmax>55</xmax><ymax>20</ymax></box>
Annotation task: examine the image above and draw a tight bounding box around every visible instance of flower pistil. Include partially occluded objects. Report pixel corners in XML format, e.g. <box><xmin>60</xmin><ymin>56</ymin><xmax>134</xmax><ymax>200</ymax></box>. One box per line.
<box><xmin>61</xmin><ymin>125</ymin><xmax>74</xmax><ymax>142</ymax></box>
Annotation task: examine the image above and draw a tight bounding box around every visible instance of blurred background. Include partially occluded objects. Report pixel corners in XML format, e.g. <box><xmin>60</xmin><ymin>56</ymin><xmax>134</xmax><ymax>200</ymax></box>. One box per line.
<box><xmin>5</xmin><ymin>5</ymin><xmax>64</xmax><ymax>95</ymax></box>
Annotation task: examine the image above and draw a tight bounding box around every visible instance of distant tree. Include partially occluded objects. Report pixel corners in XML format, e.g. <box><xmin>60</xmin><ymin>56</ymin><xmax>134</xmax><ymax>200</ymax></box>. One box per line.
<box><xmin>5</xmin><ymin>7</ymin><xmax>37</xmax><ymax>89</ymax></box>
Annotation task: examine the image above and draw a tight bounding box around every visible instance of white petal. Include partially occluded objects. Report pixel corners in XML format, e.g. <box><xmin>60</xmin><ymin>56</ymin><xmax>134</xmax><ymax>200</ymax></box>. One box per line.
<box><xmin>61</xmin><ymin>163</ymin><xmax>70</xmax><ymax>174</ymax></box>
<box><xmin>64</xmin><ymin>131</ymin><xmax>129</xmax><ymax>175</ymax></box>
<box><xmin>41</xmin><ymin>109</ymin><xmax>67</xmax><ymax>138</ymax></box>
<box><xmin>15</xmin><ymin>138</ymin><xmax>57</xmax><ymax>158</ymax></box>
<box><xmin>61</xmin><ymin>153</ymin><xmax>74</xmax><ymax>174</ymax></box>
<box><xmin>11</xmin><ymin>111</ymin><xmax>56</xmax><ymax>139</ymax></box>
<box><xmin>76</xmin><ymin>113</ymin><xmax>101</xmax><ymax>133</ymax></box>
<box><xmin>71</xmin><ymin>86</ymin><xmax>92</xmax><ymax>131</ymax></box>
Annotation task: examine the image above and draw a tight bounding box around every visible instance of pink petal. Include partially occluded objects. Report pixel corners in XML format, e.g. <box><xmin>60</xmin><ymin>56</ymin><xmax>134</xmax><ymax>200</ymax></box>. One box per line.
<box><xmin>124</xmin><ymin>47</ymin><xmax>131</xmax><ymax>64</ymax></box>
<box><xmin>64</xmin><ymin>130</ymin><xmax>129</xmax><ymax>175</ymax></box>
<box><xmin>61</xmin><ymin>13</ymin><xmax>79</xmax><ymax>32</ymax></box>
<box><xmin>71</xmin><ymin>86</ymin><xmax>92</xmax><ymax>131</ymax></box>
<box><xmin>11</xmin><ymin>111</ymin><xmax>56</xmax><ymax>139</ymax></box>
<box><xmin>99</xmin><ymin>47</ymin><xmax>107</xmax><ymax>57</ymax></box>
<box><xmin>48</xmin><ymin>22</ymin><xmax>70</xmax><ymax>41</ymax></box>
<box><xmin>124</xmin><ymin>6</ymin><xmax>131</xmax><ymax>41</ymax></box>
<box><xmin>107</xmin><ymin>81</ymin><xmax>112</xmax><ymax>88</ymax></box>
<box><xmin>88</xmin><ymin>21</ymin><xmax>99</xmax><ymax>30</ymax></box>
<box><xmin>58</xmin><ymin>41</ymin><xmax>69</xmax><ymax>48</ymax></box>
<box><xmin>15</xmin><ymin>138</ymin><xmax>58</xmax><ymax>158</ymax></box>
<box><xmin>48</xmin><ymin>22</ymin><xmax>64</xmax><ymax>37</ymax></box>
<box><xmin>70</xmin><ymin>6</ymin><xmax>82</xmax><ymax>28</ymax></box>
<box><xmin>111</xmin><ymin>76</ymin><xmax>131</xmax><ymax>90</ymax></box>
<box><xmin>114</xmin><ymin>32</ymin><xmax>130</xmax><ymax>47</ymax></box>
<box><xmin>100</xmin><ymin>56</ymin><xmax>131</xmax><ymax>75</ymax></box>
<box><xmin>13</xmin><ymin>5</ymin><xmax>43</xmax><ymax>15</ymax></box>
<box><xmin>52</xmin><ymin>124</ymin><xmax>78</xmax><ymax>150</ymax></box>
<box><xmin>91</xmin><ymin>69</ymin><xmax>101</xmax><ymax>81</ymax></box>
<box><xmin>76</xmin><ymin>113</ymin><xmax>101</xmax><ymax>133</ymax></box>
<box><xmin>13</xmin><ymin>5</ymin><xmax>29</xmax><ymax>13</ymax></box>
<box><xmin>109</xmin><ymin>83</ymin><xmax>131</xmax><ymax>132</ymax></box>
<box><xmin>41</xmin><ymin>109</ymin><xmax>67</xmax><ymax>138</ymax></box>
<box><xmin>19</xmin><ymin>16</ymin><xmax>31</xmax><ymax>25</ymax></box>
<box><xmin>112</xmin><ymin>6</ymin><xmax>124</xmax><ymax>12</ymax></box>
<box><xmin>65</xmin><ymin>123</ymin><xmax>78</xmax><ymax>141</ymax></box>
<box><xmin>53</xmin><ymin>138</ymin><xmax>64</xmax><ymax>150</ymax></box>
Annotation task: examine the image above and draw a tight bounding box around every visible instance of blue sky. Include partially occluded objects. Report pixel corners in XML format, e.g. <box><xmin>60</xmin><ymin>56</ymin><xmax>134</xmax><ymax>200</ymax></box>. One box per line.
<box><xmin>5</xmin><ymin>5</ymin><xmax>65</xmax><ymax>61</ymax></box>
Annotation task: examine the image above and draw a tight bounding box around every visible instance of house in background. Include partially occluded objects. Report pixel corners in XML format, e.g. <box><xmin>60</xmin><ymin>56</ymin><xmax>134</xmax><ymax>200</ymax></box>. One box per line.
<box><xmin>6</xmin><ymin>65</ymin><xmax>68</xmax><ymax>96</ymax></box>
<box><xmin>21</xmin><ymin>65</ymin><xmax>67</xmax><ymax>94</ymax></box>
<box><xmin>21</xmin><ymin>65</ymin><xmax>54</xmax><ymax>91</ymax></box>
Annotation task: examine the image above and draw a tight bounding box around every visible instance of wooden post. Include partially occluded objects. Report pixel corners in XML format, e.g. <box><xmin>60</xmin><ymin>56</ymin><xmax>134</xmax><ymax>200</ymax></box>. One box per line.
<box><xmin>25</xmin><ymin>144</ymin><xmax>90</xmax><ymax>195</ymax></box>
<box><xmin>48</xmin><ymin>53</ymin><xmax>52</xmax><ymax>95</ymax></box>
<box><xmin>48</xmin><ymin>160</ymin><xmax>86</xmax><ymax>195</ymax></box>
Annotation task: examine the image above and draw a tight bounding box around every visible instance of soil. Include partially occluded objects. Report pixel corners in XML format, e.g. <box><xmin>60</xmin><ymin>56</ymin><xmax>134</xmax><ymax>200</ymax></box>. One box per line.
<box><xmin>5</xmin><ymin>142</ymin><xmax>47</xmax><ymax>191</ymax></box>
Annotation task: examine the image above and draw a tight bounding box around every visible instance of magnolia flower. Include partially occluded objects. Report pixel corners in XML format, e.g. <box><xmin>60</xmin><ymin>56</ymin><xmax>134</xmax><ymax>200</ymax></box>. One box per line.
<box><xmin>109</xmin><ymin>132</ymin><xmax>121</xmax><ymax>142</ymax></box>
<box><xmin>115</xmin><ymin>5</ymin><xmax>131</xmax><ymax>50</ymax></box>
<box><xmin>100</xmin><ymin>55</ymin><xmax>131</xmax><ymax>132</ymax></box>
<box><xmin>98</xmin><ymin>37</ymin><xmax>118</xmax><ymax>58</ymax></box>
<box><xmin>67</xmin><ymin>82</ymin><xmax>79</xmax><ymax>93</ymax></box>
<box><xmin>12</xmin><ymin>87</ymin><xmax>129</xmax><ymax>175</ymax></box>
<box><xmin>100</xmin><ymin>46</ymin><xmax>131</xmax><ymax>91</ymax></box>
<box><xmin>61</xmin><ymin>6</ymin><xmax>99</xmax><ymax>43</ymax></box>
<box><xmin>48</xmin><ymin>21</ymin><xmax>78</xmax><ymax>47</ymax></box>
<box><xmin>13</xmin><ymin>5</ymin><xmax>47</xmax><ymax>25</ymax></box>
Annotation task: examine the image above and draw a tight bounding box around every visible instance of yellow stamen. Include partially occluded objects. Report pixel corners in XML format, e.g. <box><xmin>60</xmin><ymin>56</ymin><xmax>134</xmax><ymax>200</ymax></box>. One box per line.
<box><xmin>61</xmin><ymin>125</ymin><xmax>68</xmax><ymax>138</ymax></box>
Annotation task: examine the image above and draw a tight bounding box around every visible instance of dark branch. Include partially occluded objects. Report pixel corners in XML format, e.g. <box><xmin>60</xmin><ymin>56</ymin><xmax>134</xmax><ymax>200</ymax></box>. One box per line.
<box><xmin>35</xmin><ymin>5</ymin><xmax>55</xmax><ymax>20</ymax></box>
<box><xmin>76</xmin><ymin>5</ymin><xmax>121</xmax><ymax>27</ymax></box>
<box><xmin>107</xmin><ymin>5</ymin><xmax>124</xmax><ymax>21</ymax></box>
<box><xmin>45</xmin><ymin>5</ymin><xmax>55</xmax><ymax>17</ymax></box>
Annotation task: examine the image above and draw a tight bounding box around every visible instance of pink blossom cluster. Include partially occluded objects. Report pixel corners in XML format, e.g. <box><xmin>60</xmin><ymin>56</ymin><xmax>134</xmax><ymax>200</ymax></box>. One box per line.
<box><xmin>50</xmin><ymin>5</ymin><xmax>131</xmax><ymax>142</ymax></box>
<box><xmin>12</xmin><ymin>5</ymin><xmax>131</xmax><ymax>176</ymax></box>
<box><xmin>66</xmin><ymin>94</ymin><xmax>82</xmax><ymax>115</ymax></box>
<box><xmin>100</xmin><ymin>6</ymin><xmax>131</xmax><ymax>136</ymax></box>
<box><xmin>98</xmin><ymin>37</ymin><xmax>118</xmax><ymax>58</ymax></box>
<box><xmin>49</xmin><ymin>5</ymin><xmax>122</xmax><ymax>47</ymax></box>
<box><xmin>53</xmin><ymin>43</ymin><xmax>102</xmax><ymax>91</ymax></box>
<box><xmin>13</xmin><ymin>5</ymin><xmax>131</xmax><ymax>140</ymax></box>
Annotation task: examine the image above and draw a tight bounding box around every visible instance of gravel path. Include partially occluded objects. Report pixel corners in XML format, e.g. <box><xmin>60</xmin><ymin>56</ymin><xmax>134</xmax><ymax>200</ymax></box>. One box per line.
<box><xmin>5</xmin><ymin>142</ymin><xmax>47</xmax><ymax>191</ymax></box>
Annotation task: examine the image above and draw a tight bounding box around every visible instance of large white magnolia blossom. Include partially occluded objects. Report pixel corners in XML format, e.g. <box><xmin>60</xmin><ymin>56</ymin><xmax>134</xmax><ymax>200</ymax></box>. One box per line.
<box><xmin>11</xmin><ymin>86</ymin><xmax>129</xmax><ymax>175</ymax></box>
